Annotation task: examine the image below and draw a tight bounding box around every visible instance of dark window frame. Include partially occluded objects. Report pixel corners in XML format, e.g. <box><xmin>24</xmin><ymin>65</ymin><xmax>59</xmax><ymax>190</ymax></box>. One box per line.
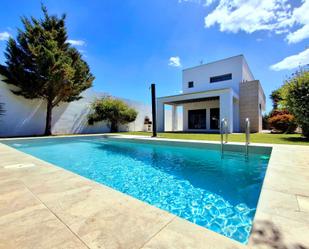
<box><xmin>188</xmin><ymin>81</ymin><xmax>194</xmax><ymax>88</ymax></box>
<box><xmin>210</xmin><ymin>73</ymin><xmax>232</xmax><ymax>83</ymax></box>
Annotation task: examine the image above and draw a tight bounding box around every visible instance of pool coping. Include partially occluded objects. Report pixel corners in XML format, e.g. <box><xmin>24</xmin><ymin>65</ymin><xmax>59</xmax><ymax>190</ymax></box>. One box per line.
<box><xmin>0</xmin><ymin>134</ymin><xmax>308</xmax><ymax>249</ymax></box>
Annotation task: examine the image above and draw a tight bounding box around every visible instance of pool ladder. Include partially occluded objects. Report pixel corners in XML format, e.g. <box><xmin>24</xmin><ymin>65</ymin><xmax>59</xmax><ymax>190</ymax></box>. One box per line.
<box><xmin>245</xmin><ymin>118</ymin><xmax>250</xmax><ymax>159</ymax></box>
<box><xmin>220</xmin><ymin>118</ymin><xmax>228</xmax><ymax>158</ymax></box>
<box><xmin>220</xmin><ymin>118</ymin><xmax>251</xmax><ymax>159</ymax></box>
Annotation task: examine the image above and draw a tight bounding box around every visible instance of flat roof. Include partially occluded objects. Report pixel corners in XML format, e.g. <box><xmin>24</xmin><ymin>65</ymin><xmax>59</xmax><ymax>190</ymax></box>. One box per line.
<box><xmin>157</xmin><ymin>87</ymin><xmax>231</xmax><ymax>99</ymax></box>
<box><xmin>183</xmin><ymin>54</ymin><xmax>244</xmax><ymax>71</ymax></box>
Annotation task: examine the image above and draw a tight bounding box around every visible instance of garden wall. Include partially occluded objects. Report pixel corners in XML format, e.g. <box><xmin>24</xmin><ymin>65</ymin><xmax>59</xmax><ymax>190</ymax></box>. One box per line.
<box><xmin>0</xmin><ymin>77</ymin><xmax>151</xmax><ymax>137</ymax></box>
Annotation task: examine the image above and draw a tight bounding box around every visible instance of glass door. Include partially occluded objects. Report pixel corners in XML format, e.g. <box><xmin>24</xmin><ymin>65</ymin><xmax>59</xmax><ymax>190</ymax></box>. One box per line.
<box><xmin>188</xmin><ymin>109</ymin><xmax>206</xmax><ymax>129</ymax></box>
<box><xmin>210</xmin><ymin>108</ymin><xmax>220</xmax><ymax>129</ymax></box>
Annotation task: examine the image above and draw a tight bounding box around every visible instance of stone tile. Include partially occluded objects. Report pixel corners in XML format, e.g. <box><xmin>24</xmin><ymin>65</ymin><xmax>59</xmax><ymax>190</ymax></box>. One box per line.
<box><xmin>262</xmin><ymin>166</ymin><xmax>309</xmax><ymax>196</ymax></box>
<box><xmin>39</xmin><ymin>184</ymin><xmax>175</xmax><ymax>249</ymax></box>
<box><xmin>256</xmin><ymin>189</ymin><xmax>309</xmax><ymax>225</ymax></box>
<box><xmin>0</xmin><ymin>161</ymin><xmax>61</xmax><ymax>182</ymax></box>
<box><xmin>21</xmin><ymin>168</ymin><xmax>86</xmax><ymax>193</ymax></box>
<box><xmin>257</xmin><ymin>189</ymin><xmax>299</xmax><ymax>212</ymax></box>
<box><xmin>0</xmin><ymin>179</ymin><xmax>39</xmax><ymax>217</ymax></box>
<box><xmin>297</xmin><ymin>195</ymin><xmax>309</xmax><ymax>213</ymax></box>
<box><xmin>142</xmin><ymin>217</ymin><xmax>246</xmax><ymax>249</ymax></box>
<box><xmin>0</xmin><ymin>205</ymin><xmax>88</xmax><ymax>249</ymax></box>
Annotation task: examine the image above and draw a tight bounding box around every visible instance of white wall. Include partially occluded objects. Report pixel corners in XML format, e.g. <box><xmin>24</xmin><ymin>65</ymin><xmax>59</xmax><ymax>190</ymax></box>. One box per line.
<box><xmin>233</xmin><ymin>98</ymin><xmax>240</xmax><ymax>132</ymax></box>
<box><xmin>164</xmin><ymin>107</ymin><xmax>183</xmax><ymax>131</ymax></box>
<box><xmin>242</xmin><ymin>59</ymin><xmax>255</xmax><ymax>82</ymax></box>
<box><xmin>182</xmin><ymin>55</ymin><xmax>255</xmax><ymax>95</ymax></box>
<box><xmin>0</xmin><ymin>78</ymin><xmax>151</xmax><ymax>137</ymax></box>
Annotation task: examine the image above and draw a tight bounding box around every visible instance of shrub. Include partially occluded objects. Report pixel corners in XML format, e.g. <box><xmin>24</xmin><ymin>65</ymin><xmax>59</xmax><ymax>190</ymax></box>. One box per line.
<box><xmin>88</xmin><ymin>97</ymin><xmax>138</xmax><ymax>132</ymax></box>
<box><xmin>268</xmin><ymin>113</ymin><xmax>297</xmax><ymax>133</ymax></box>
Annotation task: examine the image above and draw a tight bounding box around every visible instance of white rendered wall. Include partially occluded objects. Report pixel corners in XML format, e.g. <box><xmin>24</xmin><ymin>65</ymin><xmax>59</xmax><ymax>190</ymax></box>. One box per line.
<box><xmin>164</xmin><ymin>108</ymin><xmax>183</xmax><ymax>131</ymax></box>
<box><xmin>242</xmin><ymin>60</ymin><xmax>255</xmax><ymax>82</ymax></box>
<box><xmin>233</xmin><ymin>98</ymin><xmax>240</xmax><ymax>132</ymax></box>
<box><xmin>182</xmin><ymin>55</ymin><xmax>254</xmax><ymax>95</ymax></box>
<box><xmin>219</xmin><ymin>90</ymin><xmax>234</xmax><ymax>133</ymax></box>
<box><xmin>0</xmin><ymin>78</ymin><xmax>151</xmax><ymax>137</ymax></box>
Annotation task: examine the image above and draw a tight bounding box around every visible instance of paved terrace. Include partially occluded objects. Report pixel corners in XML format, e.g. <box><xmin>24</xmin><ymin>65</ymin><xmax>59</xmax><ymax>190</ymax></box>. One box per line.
<box><xmin>0</xmin><ymin>135</ymin><xmax>308</xmax><ymax>249</ymax></box>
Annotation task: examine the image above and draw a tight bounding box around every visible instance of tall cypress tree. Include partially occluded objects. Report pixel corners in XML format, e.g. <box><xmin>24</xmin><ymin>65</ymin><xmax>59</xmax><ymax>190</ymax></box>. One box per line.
<box><xmin>0</xmin><ymin>5</ymin><xmax>94</xmax><ymax>135</ymax></box>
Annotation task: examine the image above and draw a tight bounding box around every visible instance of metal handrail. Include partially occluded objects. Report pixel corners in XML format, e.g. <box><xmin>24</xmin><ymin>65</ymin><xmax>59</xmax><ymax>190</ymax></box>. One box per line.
<box><xmin>245</xmin><ymin>118</ymin><xmax>250</xmax><ymax>158</ymax></box>
<box><xmin>224</xmin><ymin>119</ymin><xmax>228</xmax><ymax>143</ymax></box>
<box><xmin>220</xmin><ymin>118</ymin><xmax>228</xmax><ymax>158</ymax></box>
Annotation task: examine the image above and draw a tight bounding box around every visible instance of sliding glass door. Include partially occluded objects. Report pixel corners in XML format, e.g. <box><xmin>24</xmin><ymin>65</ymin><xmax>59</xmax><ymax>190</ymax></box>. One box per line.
<box><xmin>188</xmin><ymin>109</ymin><xmax>206</xmax><ymax>129</ymax></box>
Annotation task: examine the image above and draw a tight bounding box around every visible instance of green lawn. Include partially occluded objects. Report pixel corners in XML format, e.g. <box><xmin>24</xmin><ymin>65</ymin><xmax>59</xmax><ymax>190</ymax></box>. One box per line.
<box><xmin>116</xmin><ymin>131</ymin><xmax>309</xmax><ymax>146</ymax></box>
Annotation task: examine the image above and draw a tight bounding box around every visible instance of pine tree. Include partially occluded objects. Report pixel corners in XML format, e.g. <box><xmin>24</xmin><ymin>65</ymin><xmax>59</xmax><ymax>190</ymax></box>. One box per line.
<box><xmin>0</xmin><ymin>5</ymin><xmax>94</xmax><ymax>135</ymax></box>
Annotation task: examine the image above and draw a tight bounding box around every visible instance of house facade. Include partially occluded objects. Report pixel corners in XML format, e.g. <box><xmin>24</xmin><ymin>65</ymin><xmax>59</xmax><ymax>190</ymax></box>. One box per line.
<box><xmin>157</xmin><ymin>55</ymin><xmax>266</xmax><ymax>133</ymax></box>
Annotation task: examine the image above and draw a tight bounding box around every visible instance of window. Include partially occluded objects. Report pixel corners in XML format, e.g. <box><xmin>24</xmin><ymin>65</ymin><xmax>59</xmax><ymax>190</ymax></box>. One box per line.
<box><xmin>188</xmin><ymin>81</ymin><xmax>194</xmax><ymax>88</ymax></box>
<box><xmin>210</xmin><ymin>73</ymin><xmax>232</xmax><ymax>83</ymax></box>
<box><xmin>188</xmin><ymin>109</ymin><xmax>206</xmax><ymax>129</ymax></box>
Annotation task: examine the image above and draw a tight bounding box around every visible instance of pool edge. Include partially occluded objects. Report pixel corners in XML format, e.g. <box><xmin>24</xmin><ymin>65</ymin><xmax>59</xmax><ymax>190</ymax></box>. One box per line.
<box><xmin>0</xmin><ymin>136</ymin><xmax>308</xmax><ymax>248</ymax></box>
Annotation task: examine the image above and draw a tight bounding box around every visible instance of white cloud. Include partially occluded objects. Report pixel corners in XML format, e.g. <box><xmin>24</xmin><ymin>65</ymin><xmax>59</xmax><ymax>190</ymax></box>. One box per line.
<box><xmin>205</xmin><ymin>0</ymin><xmax>293</xmax><ymax>34</ymax></box>
<box><xmin>67</xmin><ymin>39</ymin><xmax>86</xmax><ymax>46</ymax></box>
<box><xmin>169</xmin><ymin>56</ymin><xmax>182</xmax><ymax>67</ymax></box>
<box><xmin>203</xmin><ymin>0</ymin><xmax>309</xmax><ymax>44</ymax></box>
<box><xmin>270</xmin><ymin>48</ymin><xmax>309</xmax><ymax>71</ymax></box>
<box><xmin>286</xmin><ymin>0</ymin><xmax>309</xmax><ymax>43</ymax></box>
<box><xmin>180</xmin><ymin>0</ymin><xmax>309</xmax><ymax>43</ymax></box>
<box><xmin>178</xmin><ymin>0</ymin><xmax>214</xmax><ymax>6</ymax></box>
<box><xmin>0</xmin><ymin>31</ymin><xmax>11</xmax><ymax>41</ymax></box>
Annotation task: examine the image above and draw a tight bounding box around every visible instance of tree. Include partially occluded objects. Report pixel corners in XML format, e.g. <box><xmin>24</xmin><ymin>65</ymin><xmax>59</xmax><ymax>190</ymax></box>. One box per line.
<box><xmin>270</xmin><ymin>89</ymin><xmax>283</xmax><ymax>110</ymax></box>
<box><xmin>0</xmin><ymin>5</ymin><xmax>94</xmax><ymax>135</ymax></box>
<box><xmin>281</xmin><ymin>69</ymin><xmax>309</xmax><ymax>138</ymax></box>
<box><xmin>88</xmin><ymin>97</ymin><xmax>138</xmax><ymax>132</ymax></box>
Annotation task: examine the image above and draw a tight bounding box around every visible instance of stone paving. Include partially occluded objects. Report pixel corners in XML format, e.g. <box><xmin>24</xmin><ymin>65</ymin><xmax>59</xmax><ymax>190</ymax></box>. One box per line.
<box><xmin>0</xmin><ymin>135</ymin><xmax>308</xmax><ymax>249</ymax></box>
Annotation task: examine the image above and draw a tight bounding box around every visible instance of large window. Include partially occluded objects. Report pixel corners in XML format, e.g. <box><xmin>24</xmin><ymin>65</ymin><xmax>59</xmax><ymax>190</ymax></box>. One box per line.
<box><xmin>210</xmin><ymin>73</ymin><xmax>232</xmax><ymax>83</ymax></box>
<box><xmin>188</xmin><ymin>109</ymin><xmax>206</xmax><ymax>129</ymax></box>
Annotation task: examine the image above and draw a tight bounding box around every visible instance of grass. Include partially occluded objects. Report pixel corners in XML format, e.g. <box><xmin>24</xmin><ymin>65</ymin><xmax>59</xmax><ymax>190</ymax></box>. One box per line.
<box><xmin>116</xmin><ymin>131</ymin><xmax>309</xmax><ymax>146</ymax></box>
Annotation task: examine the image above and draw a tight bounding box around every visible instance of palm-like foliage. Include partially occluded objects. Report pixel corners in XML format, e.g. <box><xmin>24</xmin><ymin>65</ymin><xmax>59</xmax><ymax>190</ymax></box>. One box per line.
<box><xmin>270</xmin><ymin>89</ymin><xmax>282</xmax><ymax>110</ymax></box>
<box><xmin>0</xmin><ymin>5</ymin><xmax>94</xmax><ymax>135</ymax></box>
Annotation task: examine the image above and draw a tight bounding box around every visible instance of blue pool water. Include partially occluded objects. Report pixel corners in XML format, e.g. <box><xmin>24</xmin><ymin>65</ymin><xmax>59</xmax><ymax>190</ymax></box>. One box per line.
<box><xmin>3</xmin><ymin>137</ymin><xmax>270</xmax><ymax>243</ymax></box>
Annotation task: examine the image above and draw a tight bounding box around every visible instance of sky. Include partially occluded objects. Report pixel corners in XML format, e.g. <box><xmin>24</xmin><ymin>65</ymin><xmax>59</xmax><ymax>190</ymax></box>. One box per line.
<box><xmin>0</xmin><ymin>0</ymin><xmax>309</xmax><ymax>112</ymax></box>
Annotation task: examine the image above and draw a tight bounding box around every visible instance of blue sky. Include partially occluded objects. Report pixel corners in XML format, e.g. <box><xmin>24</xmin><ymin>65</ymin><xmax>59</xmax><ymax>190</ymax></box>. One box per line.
<box><xmin>1</xmin><ymin>0</ymin><xmax>308</xmax><ymax>112</ymax></box>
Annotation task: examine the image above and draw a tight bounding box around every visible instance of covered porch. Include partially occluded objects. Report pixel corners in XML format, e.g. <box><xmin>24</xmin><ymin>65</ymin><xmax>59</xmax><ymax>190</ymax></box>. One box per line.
<box><xmin>156</xmin><ymin>88</ymin><xmax>239</xmax><ymax>133</ymax></box>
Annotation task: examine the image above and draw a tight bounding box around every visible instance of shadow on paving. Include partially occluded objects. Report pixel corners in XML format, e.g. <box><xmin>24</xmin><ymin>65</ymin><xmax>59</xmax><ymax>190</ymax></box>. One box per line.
<box><xmin>250</xmin><ymin>220</ymin><xmax>308</xmax><ymax>249</ymax></box>
<box><xmin>281</xmin><ymin>136</ymin><xmax>309</xmax><ymax>143</ymax></box>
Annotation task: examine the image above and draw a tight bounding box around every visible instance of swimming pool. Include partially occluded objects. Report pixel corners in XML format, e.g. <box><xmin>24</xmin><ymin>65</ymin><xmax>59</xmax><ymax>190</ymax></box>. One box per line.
<box><xmin>3</xmin><ymin>136</ymin><xmax>271</xmax><ymax>243</ymax></box>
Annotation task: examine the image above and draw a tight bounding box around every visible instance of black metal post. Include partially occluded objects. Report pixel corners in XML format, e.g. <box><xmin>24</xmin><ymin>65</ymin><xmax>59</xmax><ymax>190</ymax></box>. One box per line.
<box><xmin>151</xmin><ymin>83</ymin><xmax>157</xmax><ymax>137</ymax></box>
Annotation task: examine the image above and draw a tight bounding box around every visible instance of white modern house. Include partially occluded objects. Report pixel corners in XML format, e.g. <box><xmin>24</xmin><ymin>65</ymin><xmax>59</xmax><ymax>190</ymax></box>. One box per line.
<box><xmin>157</xmin><ymin>55</ymin><xmax>266</xmax><ymax>133</ymax></box>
